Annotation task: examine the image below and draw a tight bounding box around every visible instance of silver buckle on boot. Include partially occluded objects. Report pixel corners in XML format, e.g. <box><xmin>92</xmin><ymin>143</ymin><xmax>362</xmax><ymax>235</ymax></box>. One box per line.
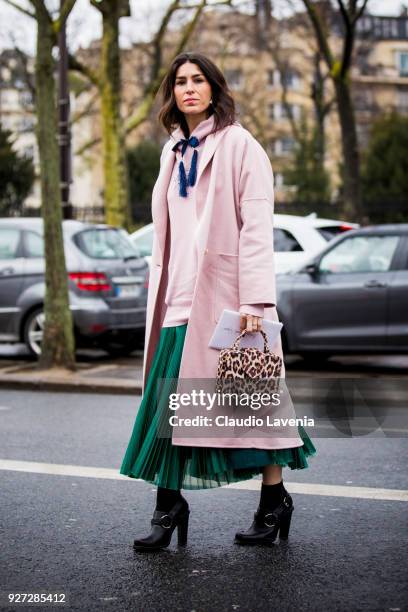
<box><xmin>263</xmin><ymin>513</ymin><xmax>276</xmax><ymax>528</ymax></box>
<box><xmin>159</xmin><ymin>514</ymin><xmax>172</xmax><ymax>528</ymax></box>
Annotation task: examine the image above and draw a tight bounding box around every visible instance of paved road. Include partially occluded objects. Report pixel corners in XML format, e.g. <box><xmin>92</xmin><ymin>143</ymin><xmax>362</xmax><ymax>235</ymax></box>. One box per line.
<box><xmin>0</xmin><ymin>390</ymin><xmax>407</xmax><ymax>612</ymax></box>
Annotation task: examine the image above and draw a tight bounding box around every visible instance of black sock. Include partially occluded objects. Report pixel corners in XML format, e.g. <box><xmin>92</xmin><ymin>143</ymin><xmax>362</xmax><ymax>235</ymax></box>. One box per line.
<box><xmin>155</xmin><ymin>487</ymin><xmax>182</xmax><ymax>512</ymax></box>
<box><xmin>259</xmin><ymin>480</ymin><xmax>285</xmax><ymax>511</ymax></box>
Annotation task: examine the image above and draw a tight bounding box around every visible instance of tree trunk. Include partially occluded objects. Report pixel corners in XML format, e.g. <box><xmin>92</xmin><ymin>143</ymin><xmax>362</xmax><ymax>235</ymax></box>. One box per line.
<box><xmin>333</xmin><ymin>77</ymin><xmax>362</xmax><ymax>220</ymax></box>
<box><xmin>100</xmin><ymin>3</ymin><xmax>131</xmax><ymax>229</ymax></box>
<box><xmin>35</xmin><ymin>12</ymin><xmax>75</xmax><ymax>370</ymax></box>
<box><xmin>312</xmin><ymin>52</ymin><xmax>327</xmax><ymax>167</ymax></box>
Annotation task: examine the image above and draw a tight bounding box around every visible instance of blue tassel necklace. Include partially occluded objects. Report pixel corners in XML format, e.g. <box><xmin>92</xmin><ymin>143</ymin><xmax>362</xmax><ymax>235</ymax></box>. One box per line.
<box><xmin>171</xmin><ymin>135</ymin><xmax>199</xmax><ymax>198</ymax></box>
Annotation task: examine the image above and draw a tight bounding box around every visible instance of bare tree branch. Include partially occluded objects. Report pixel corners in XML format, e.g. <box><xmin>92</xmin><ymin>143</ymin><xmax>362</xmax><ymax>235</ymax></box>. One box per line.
<box><xmin>70</xmin><ymin>90</ymin><xmax>99</xmax><ymax>125</ymax></box>
<box><xmin>89</xmin><ymin>0</ymin><xmax>108</xmax><ymax>15</ymax></box>
<box><xmin>53</xmin><ymin>0</ymin><xmax>77</xmax><ymax>34</ymax></box>
<box><xmin>353</xmin><ymin>0</ymin><xmax>369</xmax><ymax>24</ymax></box>
<box><xmin>337</xmin><ymin>0</ymin><xmax>351</xmax><ymax>28</ymax></box>
<box><xmin>2</xmin><ymin>0</ymin><xmax>35</xmax><ymax>18</ymax></box>
<box><xmin>75</xmin><ymin>136</ymin><xmax>101</xmax><ymax>156</ymax></box>
<box><xmin>149</xmin><ymin>0</ymin><xmax>181</xmax><ymax>85</ymax></box>
<box><xmin>302</xmin><ymin>0</ymin><xmax>334</xmax><ymax>70</ymax></box>
<box><xmin>68</xmin><ymin>53</ymin><xmax>101</xmax><ymax>87</ymax></box>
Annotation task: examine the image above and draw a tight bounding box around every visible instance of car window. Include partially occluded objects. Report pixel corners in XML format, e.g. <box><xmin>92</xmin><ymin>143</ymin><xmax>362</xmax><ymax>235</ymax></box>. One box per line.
<box><xmin>319</xmin><ymin>235</ymin><xmax>400</xmax><ymax>273</ymax></box>
<box><xmin>0</xmin><ymin>228</ymin><xmax>21</xmax><ymax>259</ymax></box>
<box><xmin>133</xmin><ymin>229</ymin><xmax>153</xmax><ymax>256</ymax></box>
<box><xmin>25</xmin><ymin>231</ymin><xmax>44</xmax><ymax>257</ymax></box>
<box><xmin>73</xmin><ymin>228</ymin><xmax>140</xmax><ymax>260</ymax></box>
<box><xmin>274</xmin><ymin>228</ymin><xmax>303</xmax><ymax>252</ymax></box>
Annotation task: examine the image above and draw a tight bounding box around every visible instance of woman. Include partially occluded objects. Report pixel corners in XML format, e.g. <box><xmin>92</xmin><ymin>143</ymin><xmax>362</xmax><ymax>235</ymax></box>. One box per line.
<box><xmin>120</xmin><ymin>51</ymin><xmax>316</xmax><ymax>550</ymax></box>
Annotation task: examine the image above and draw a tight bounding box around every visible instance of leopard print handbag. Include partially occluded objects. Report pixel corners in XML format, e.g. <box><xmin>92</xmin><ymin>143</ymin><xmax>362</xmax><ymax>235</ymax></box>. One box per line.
<box><xmin>215</xmin><ymin>329</ymin><xmax>283</xmax><ymax>395</ymax></box>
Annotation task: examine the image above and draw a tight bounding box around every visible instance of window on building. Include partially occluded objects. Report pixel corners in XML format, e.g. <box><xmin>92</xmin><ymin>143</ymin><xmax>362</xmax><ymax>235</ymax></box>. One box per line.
<box><xmin>19</xmin><ymin>116</ymin><xmax>35</xmax><ymax>132</ymax></box>
<box><xmin>282</xmin><ymin>70</ymin><xmax>301</xmax><ymax>89</ymax></box>
<box><xmin>225</xmin><ymin>69</ymin><xmax>243</xmax><ymax>90</ymax></box>
<box><xmin>398</xmin><ymin>89</ymin><xmax>408</xmax><ymax>112</ymax></box>
<box><xmin>23</xmin><ymin>145</ymin><xmax>35</xmax><ymax>160</ymax></box>
<box><xmin>397</xmin><ymin>52</ymin><xmax>408</xmax><ymax>77</ymax></box>
<box><xmin>1</xmin><ymin>117</ymin><xmax>13</xmax><ymax>131</ymax></box>
<box><xmin>274</xmin><ymin>137</ymin><xmax>295</xmax><ymax>155</ymax></box>
<box><xmin>19</xmin><ymin>91</ymin><xmax>33</xmax><ymax>107</ymax></box>
<box><xmin>274</xmin><ymin>173</ymin><xmax>284</xmax><ymax>189</ymax></box>
<box><xmin>268</xmin><ymin>68</ymin><xmax>301</xmax><ymax>90</ymax></box>
<box><xmin>270</xmin><ymin>103</ymin><xmax>301</xmax><ymax>120</ymax></box>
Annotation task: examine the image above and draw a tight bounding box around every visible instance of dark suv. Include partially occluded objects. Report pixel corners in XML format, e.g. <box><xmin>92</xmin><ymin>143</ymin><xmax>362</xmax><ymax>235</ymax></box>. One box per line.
<box><xmin>0</xmin><ymin>218</ymin><xmax>148</xmax><ymax>356</ymax></box>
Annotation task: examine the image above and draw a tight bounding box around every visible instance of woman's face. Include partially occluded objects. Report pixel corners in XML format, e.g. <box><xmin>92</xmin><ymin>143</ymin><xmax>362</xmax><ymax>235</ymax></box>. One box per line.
<box><xmin>173</xmin><ymin>62</ymin><xmax>212</xmax><ymax>118</ymax></box>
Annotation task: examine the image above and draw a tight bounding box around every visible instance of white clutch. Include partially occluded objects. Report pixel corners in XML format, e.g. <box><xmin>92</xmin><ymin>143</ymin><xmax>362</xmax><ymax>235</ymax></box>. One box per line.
<box><xmin>208</xmin><ymin>309</ymin><xmax>283</xmax><ymax>350</ymax></box>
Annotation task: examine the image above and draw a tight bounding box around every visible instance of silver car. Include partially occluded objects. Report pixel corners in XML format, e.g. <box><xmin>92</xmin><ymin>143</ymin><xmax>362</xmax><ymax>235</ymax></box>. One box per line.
<box><xmin>0</xmin><ymin>218</ymin><xmax>148</xmax><ymax>356</ymax></box>
<box><xmin>276</xmin><ymin>224</ymin><xmax>408</xmax><ymax>360</ymax></box>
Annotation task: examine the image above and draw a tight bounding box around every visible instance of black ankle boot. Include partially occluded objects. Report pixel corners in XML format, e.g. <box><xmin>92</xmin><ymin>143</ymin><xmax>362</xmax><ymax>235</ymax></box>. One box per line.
<box><xmin>133</xmin><ymin>496</ymin><xmax>190</xmax><ymax>552</ymax></box>
<box><xmin>234</xmin><ymin>492</ymin><xmax>294</xmax><ymax>546</ymax></box>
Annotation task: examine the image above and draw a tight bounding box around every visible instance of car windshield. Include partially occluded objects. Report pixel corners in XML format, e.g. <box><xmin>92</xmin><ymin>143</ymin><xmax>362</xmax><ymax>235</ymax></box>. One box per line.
<box><xmin>74</xmin><ymin>228</ymin><xmax>140</xmax><ymax>260</ymax></box>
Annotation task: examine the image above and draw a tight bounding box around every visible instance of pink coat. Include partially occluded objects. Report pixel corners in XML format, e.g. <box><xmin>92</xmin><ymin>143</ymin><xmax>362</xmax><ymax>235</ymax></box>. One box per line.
<box><xmin>143</xmin><ymin>121</ymin><xmax>303</xmax><ymax>450</ymax></box>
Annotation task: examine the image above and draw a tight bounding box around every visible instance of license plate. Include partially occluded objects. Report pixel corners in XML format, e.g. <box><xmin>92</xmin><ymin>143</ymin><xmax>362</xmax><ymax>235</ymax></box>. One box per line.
<box><xmin>116</xmin><ymin>284</ymin><xmax>140</xmax><ymax>297</ymax></box>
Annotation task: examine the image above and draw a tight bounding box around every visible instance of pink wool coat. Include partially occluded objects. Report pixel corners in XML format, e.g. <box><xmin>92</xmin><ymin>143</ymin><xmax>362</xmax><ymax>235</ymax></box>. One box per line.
<box><xmin>143</xmin><ymin>120</ymin><xmax>303</xmax><ymax>450</ymax></box>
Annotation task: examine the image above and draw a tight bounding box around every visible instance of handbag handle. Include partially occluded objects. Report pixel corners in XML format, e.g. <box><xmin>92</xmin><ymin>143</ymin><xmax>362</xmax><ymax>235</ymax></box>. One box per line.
<box><xmin>231</xmin><ymin>329</ymin><xmax>271</xmax><ymax>353</ymax></box>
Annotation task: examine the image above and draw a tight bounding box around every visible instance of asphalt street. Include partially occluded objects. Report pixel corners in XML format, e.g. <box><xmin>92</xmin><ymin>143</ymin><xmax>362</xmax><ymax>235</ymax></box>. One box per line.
<box><xmin>1</xmin><ymin>389</ymin><xmax>407</xmax><ymax>612</ymax></box>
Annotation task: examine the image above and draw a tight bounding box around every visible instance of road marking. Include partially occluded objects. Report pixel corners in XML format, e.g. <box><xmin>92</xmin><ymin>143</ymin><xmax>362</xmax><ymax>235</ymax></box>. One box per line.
<box><xmin>224</xmin><ymin>479</ymin><xmax>408</xmax><ymax>501</ymax></box>
<box><xmin>0</xmin><ymin>459</ymin><xmax>407</xmax><ymax>502</ymax></box>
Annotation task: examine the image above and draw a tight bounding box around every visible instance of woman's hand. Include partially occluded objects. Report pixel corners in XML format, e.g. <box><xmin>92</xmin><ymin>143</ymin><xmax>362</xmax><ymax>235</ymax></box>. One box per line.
<box><xmin>240</xmin><ymin>313</ymin><xmax>263</xmax><ymax>333</ymax></box>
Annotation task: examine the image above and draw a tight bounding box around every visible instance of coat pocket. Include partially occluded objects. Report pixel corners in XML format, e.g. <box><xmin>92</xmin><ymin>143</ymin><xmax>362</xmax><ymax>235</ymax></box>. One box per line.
<box><xmin>213</xmin><ymin>253</ymin><xmax>240</xmax><ymax>323</ymax></box>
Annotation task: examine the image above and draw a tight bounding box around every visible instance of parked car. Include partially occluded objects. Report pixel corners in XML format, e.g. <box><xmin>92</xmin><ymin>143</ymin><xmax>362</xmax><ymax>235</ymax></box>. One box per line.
<box><xmin>276</xmin><ymin>224</ymin><xmax>408</xmax><ymax>360</ymax></box>
<box><xmin>130</xmin><ymin>214</ymin><xmax>358</xmax><ymax>274</ymax></box>
<box><xmin>0</xmin><ymin>218</ymin><xmax>149</xmax><ymax>356</ymax></box>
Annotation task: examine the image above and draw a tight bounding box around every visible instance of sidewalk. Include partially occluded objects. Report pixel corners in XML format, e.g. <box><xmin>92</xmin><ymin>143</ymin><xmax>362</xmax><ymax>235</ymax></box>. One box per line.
<box><xmin>1</xmin><ymin>351</ymin><xmax>408</xmax><ymax>403</ymax></box>
<box><xmin>0</xmin><ymin>359</ymin><xmax>144</xmax><ymax>395</ymax></box>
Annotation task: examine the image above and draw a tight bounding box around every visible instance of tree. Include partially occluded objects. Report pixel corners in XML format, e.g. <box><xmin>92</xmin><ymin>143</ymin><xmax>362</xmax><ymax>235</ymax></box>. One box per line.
<box><xmin>0</xmin><ymin>123</ymin><xmax>35</xmax><ymax>215</ymax></box>
<box><xmin>3</xmin><ymin>0</ymin><xmax>77</xmax><ymax>370</ymax></box>
<box><xmin>284</xmin><ymin>113</ymin><xmax>331</xmax><ymax>206</ymax></box>
<box><xmin>86</xmin><ymin>0</ymin><xmax>132</xmax><ymax>229</ymax></box>
<box><xmin>127</xmin><ymin>140</ymin><xmax>160</xmax><ymax>226</ymax></box>
<box><xmin>301</xmin><ymin>0</ymin><xmax>368</xmax><ymax>220</ymax></box>
<box><xmin>362</xmin><ymin>112</ymin><xmax>408</xmax><ymax>222</ymax></box>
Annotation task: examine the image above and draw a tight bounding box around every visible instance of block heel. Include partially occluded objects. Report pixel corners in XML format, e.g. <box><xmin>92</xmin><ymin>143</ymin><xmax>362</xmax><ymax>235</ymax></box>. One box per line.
<box><xmin>278</xmin><ymin>506</ymin><xmax>294</xmax><ymax>540</ymax></box>
<box><xmin>177</xmin><ymin>511</ymin><xmax>190</xmax><ymax>546</ymax></box>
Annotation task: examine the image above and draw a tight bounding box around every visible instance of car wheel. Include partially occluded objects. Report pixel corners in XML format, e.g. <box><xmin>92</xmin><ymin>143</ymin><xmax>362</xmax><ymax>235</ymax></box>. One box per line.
<box><xmin>23</xmin><ymin>307</ymin><xmax>45</xmax><ymax>356</ymax></box>
<box><xmin>97</xmin><ymin>332</ymin><xmax>142</xmax><ymax>358</ymax></box>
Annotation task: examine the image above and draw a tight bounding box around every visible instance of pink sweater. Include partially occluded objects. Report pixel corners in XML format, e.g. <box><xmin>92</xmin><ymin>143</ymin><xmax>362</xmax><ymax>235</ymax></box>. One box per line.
<box><xmin>162</xmin><ymin>114</ymin><xmax>264</xmax><ymax>328</ymax></box>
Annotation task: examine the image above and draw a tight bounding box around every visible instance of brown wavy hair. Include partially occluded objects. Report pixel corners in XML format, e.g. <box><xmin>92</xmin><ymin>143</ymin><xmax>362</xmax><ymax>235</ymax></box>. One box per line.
<box><xmin>158</xmin><ymin>51</ymin><xmax>237</xmax><ymax>138</ymax></box>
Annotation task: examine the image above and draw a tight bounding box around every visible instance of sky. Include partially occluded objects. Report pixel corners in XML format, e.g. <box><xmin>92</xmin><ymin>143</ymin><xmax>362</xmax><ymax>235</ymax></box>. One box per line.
<box><xmin>0</xmin><ymin>0</ymin><xmax>406</xmax><ymax>56</ymax></box>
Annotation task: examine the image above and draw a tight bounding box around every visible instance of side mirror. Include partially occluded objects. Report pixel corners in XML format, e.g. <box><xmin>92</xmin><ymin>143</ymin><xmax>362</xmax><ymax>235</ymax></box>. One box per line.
<box><xmin>304</xmin><ymin>262</ymin><xmax>319</xmax><ymax>276</ymax></box>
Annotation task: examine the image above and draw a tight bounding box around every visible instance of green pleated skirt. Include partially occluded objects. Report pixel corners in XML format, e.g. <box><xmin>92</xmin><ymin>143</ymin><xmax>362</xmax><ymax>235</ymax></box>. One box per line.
<box><xmin>120</xmin><ymin>323</ymin><xmax>317</xmax><ymax>490</ymax></box>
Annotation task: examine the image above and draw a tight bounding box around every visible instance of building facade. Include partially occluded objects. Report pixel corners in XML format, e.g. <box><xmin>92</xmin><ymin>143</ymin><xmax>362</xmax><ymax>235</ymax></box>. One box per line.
<box><xmin>1</xmin><ymin>8</ymin><xmax>407</xmax><ymax>214</ymax></box>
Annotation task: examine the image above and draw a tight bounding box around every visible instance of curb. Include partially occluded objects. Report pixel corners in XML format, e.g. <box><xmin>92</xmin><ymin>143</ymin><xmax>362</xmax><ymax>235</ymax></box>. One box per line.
<box><xmin>0</xmin><ymin>375</ymin><xmax>143</xmax><ymax>395</ymax></box>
